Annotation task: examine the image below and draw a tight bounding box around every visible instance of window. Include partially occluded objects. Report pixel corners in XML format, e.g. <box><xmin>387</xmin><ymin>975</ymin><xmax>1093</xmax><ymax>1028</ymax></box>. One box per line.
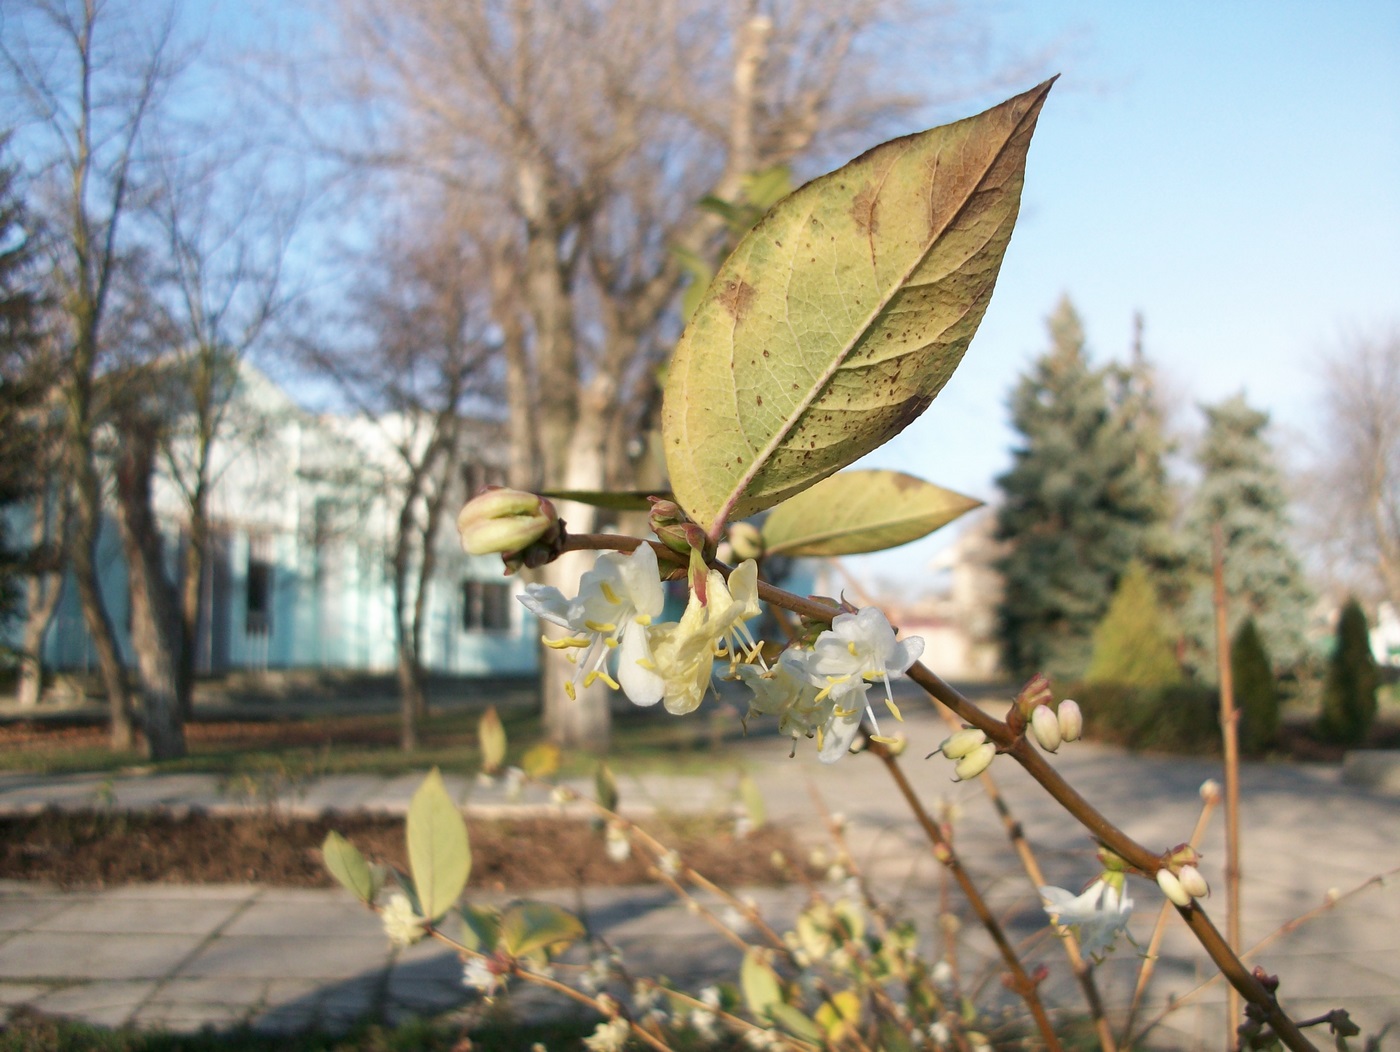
<box><xmin>246</xmin><ymin>553</ymin><xmax>273</xmax><ymax>635</ymax></box>
<box><xmin>462</xmin><ymin>579</ymin><xmax>511</xmax><ymax>632</ymax></box>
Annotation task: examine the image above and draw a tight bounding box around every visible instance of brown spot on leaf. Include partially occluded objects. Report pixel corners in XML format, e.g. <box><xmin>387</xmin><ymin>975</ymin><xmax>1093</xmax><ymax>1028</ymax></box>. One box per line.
<box><xmin>717</xmin><ymin>279</ymin><xmax>756</xmax><ymax>321</ymax></box>
<box><xmin>851</xmin><ymin>183</ymin><xmax>879</xmax><ymax>237</ymax></box>
<box><xmin>890</xmin><ymin>472</ymin><xmax>919</xmax><ymax>492</ymax></box>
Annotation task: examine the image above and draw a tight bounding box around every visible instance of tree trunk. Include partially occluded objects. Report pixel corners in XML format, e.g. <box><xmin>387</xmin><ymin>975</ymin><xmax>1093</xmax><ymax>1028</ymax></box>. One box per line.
<box><xmin>177</xmin><ymin>484</ymin><xmax>208</xmax><ymax>722</ymax></box>
<box><xmin>68</xmin><ymin>453</ymin><xmax>134</xmax><ymax>749</ymax></box>
<box><xmin>15</xmin><ymin>492</ymin><xmax>66</xmax><ymax>707</ymax></box>
<box><xmin>114</xmin><ymin>422</ymin><xmax>186</xmax><ymax>762</ymax></box>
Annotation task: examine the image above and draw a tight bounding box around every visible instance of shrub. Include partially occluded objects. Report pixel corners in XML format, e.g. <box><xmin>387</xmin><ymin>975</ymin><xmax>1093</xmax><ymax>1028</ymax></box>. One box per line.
<box><xmin>1317</xmin><ymin>597</ymin><xmax>1379</xmax><ymax>745</ymax></box>
<box><xmin>1231</xmin><ymin>618</ymin><xmax>1278</xmax><ymax>756</ymax></box>
<box><xmin>1085</xmin><ymin>561</ymin><xmax>1181</xmax><ymax>688</ymax></box>
<box><xmin>1074</xmin><ymin>680</ymin><xmax>1219</xmax><ymax>754</ymax></box>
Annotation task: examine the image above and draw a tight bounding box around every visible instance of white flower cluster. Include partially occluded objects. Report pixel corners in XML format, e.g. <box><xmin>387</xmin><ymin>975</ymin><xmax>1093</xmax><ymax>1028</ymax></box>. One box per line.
<box><xmin>521</xmin><ymin>546</ymin><xmax>924</xmax><ymax>763</ymax></box>
<box><xmin>379</xmin><ymin>891</ymin><xmax>425</xmax><ymax>947</ymax></box>
<box><xmin>1039</xmin><ymin>879</ymin><xmax>1134</xmax><ymax>959</ymax></box>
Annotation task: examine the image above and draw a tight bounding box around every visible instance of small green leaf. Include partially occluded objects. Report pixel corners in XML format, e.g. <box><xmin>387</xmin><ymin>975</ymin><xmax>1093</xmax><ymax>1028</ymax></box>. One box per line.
<box><xmin>740</xmin><ymin>949</ymin><xmax>782</xmax><ymax>1021</ymax></box>
<box><xmin>761</xmin><ymin>470</ymin><xmax>981</xmax><ymax>556</ymax></box>
<box><xmin>737</xmin><ymin>773</ymin><xmax>766</xmax><ymax>831</ymax></box>
<box><xmin>770</xmin><ymin>1003</ymin><xmax>824</xmax><ymax>1043</ymax></box>
<box><xmin>321</xmin><ymin>831</ymin><xmax>375</xmax><ymax>904</ymax></box>
<box><xmin>541</xmin><ymin>490</ymin><xmax>668</xmax><ymax>512</ymax></box>
<box><xmin>662</xmin><ymin>80</ymin><xmax>1054</xmax><ymax>535</ymax></box>
<box><xmin>455</xmin><ymin>903</ymin><xmax>502</xmax><ymax>954</ymax></box>
<box><xmin>499</xmin><ymin>901</ymin><xmax>586</xmax><ymax>959</ymax></box>
<box><xmin>595</xmin><ymin>761</ymin><xmax>619</xmax><ymax>814</ymax></box>
<box><xmin>406</xmin><ymin>768</ymin><xmax>471</xmax><ymax>922</ymax></box>
<box><xmin>478</xmin><ymin>707</ymin><xmax>507</xmax><ymax>776</ymax></box>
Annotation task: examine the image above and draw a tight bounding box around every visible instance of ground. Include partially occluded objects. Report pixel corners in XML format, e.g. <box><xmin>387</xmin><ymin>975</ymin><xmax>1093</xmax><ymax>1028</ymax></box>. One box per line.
<box><xmin>0</xmin><ymin>810</ymin><xmax>809</xmax><ymax>891</ymax></box>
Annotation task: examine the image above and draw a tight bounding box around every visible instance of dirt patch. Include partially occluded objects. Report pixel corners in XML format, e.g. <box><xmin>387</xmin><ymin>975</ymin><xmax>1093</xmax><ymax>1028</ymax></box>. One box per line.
<box><xmin>0</xmin><ymin>810</ymin><xmax>811</xmax><ymax>891</ymax></box>
<box><xmin>0</xmin><ymin>715</ymin><xmax>402</xmax><ymax>753</ymax></box>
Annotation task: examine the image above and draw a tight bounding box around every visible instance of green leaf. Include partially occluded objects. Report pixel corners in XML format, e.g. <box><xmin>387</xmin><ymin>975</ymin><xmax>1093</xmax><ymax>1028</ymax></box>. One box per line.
<box><xmin>740</xmin><ymin>949</ymin><xmax>783</xmax><ymax>1022</ymax></box>
<box><xmin>499</xmin><ymin>901</ymin><xmax>586</xmax><ymax>959</ymax></box>
<box><xmin>595</xmin><ymin>761</ymin><xmax>619</xmax><ymax>814</ymax></box>
<box><xmin>478</xmin><ymin>706</ymin><xmax>507</xmax><ymax>776</ymax></box>
<box><xmin>321</xmin><ymin>831</ymin><xmax>376</xmax><ymax>904</ymax></box>
<box><xmin>662</xmin><ymin>79</ymin><xmax>1054</xmax><ymax>536</ymax></box>
<box><xmin>761</xmin><ymin>470</ymin><xmax>981</xmax><ymax>556</ymax></box>
<box><xmin>406</xmin><ymin>768</ymin><xmax>471</xmax><ymax>922</ymax></box>
<box><xmin>737</xmin><ymin>773</ymin><xmax>766</xmax><ymax>831</ymax></box>
<box><xmin>769</xmin><ymin>1003</ymin><xmax>824</xmax><ymax>1044</ymax></box>
<box><xmin>455</xmin><ymin>903</ymin><xmax>502</xmax><ymax>954</ymax></box>
<box><xmin>541</xmin><ymin>489</ymin><xmax>669</xmax><ymax>512</ymax></box>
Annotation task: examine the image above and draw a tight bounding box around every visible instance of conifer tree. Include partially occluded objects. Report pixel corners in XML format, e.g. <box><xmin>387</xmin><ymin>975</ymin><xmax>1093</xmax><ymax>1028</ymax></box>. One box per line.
<box><xmin>1086</xmin><ymin>560</ymin><xmax>1180</xmax><ymax>687</ymax></box>
<box><xmin>1231</xmin><ymin>617</ymin><xmax>1279</xmax><ymax>756</ymax></box>
<box><xmin>1180</xmin><ymin>395</ymin><xmax>1312</xmax><ymax>678</ymax></box>
<box><xmin>995</xmin><ymin>297</ymin><xmax>1172</xmax><ymax>680</ymax></box>
<box><xmin>1317</xmin><ymin>598</ymin><xmax>1378</xmax><ymax>745</ymax></box>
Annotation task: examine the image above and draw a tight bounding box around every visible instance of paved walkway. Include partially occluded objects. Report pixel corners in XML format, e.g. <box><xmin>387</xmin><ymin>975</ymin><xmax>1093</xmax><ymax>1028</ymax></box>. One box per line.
<box><xmin>1</xmin><ymin>706</ymin><xmax>1397</xmax><ymax>1047</ymax></box>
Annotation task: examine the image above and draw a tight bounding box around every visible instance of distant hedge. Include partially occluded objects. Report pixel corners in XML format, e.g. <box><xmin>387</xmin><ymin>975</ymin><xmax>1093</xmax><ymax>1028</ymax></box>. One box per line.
<box><xmin>1071</xmin><ymin>681</ymin><xmax>1219</xmax><ymax>754</ymax></box>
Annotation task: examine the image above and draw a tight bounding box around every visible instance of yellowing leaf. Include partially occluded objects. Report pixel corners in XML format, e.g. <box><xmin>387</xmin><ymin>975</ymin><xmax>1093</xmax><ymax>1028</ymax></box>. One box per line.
<box><xmin>478</xmin><ymin>707</ymin><xmax>507</xmax><ymax>776</ymax></box>
<box><xmin>595</xmin><ymin>761</ymin><xmax>619</xmax><ymax>813</ymax></box>
<box><xmin>499</xmin><ymin>901</ymin><xmax>586</xmax><ymax>959</ymax></box>
<box><xmin>521</xmin><ymin>742</ymin><xmax>561</xmax><ymax>779</ymax></box>
<box><xmin>406</xmin><ymin>768</ymin><xmax>471</xmax><ymax>922</ymax></box>
<box><xmin>761</xmin><ymin>470</ymin><xmax>981</xmax><ymax>556</ymax></box>
<box><xmin>663</xmin><ymin>80</ymin><xmax>1054</xmax><ymax>536</ymax></box>
<box><xmin>816</xmin><ymin>990</ymin><xmax>862</xmax><ymax>1040</ymax></box>
<box><xmin>740</xmin><ymin>948</ymin><xmax>782</xmax><ymax>1021</ymax></box>
<box><xmin>321</xmin><ymin>831</ymin><xmax>376</xmax><ymax>904</ymax></box>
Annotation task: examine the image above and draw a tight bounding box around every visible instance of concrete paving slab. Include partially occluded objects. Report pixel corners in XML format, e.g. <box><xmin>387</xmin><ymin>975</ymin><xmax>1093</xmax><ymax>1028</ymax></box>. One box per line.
<box><xmin>223</xmin><ymin>892</ymin><xmax>382</xmax><ymax>939</ymax></box>
<box><xmin>0</xmin><ymin>931</ymin><xmax>207</xmax><ymax>981</ymax></box>
<box><xmin>105</xmin><ymin>775</ymin><xmax>224</xmax><ymax>810</ymax></box>
<box><xmin>282</xmin><ymin>774</ymin><xmax>388</xmax><ymax>815</ymax></box>
<box><xmin>33</xmin><ymin>895</ymin><xmax>249</xmax><ymax>935</ymax></box>
<box><xmin>178</xmin><ymin>934</ymin><xmax>389</xmax><ymax>981</ymax></box>
<box><xmin>30</xmin><ymin>980</ymin><xmax>157</xmax><ymax>1029</ymax></box>
<box><xmin>0</xmin><ymin>889</ymin><xmax>77</xmax><ymax>933</ymax></box>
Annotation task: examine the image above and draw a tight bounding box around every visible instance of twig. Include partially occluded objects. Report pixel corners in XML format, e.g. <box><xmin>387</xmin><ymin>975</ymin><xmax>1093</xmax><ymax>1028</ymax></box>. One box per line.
<box><xmin>1213</xmin><ymin>523</ymin><xmax>1244</xmax><ymax>1045</ymax></box>
<box><xmin>871</xmin><ymin>743</ymin><xmax>1065</xmax><ymax>1052</ymax></box>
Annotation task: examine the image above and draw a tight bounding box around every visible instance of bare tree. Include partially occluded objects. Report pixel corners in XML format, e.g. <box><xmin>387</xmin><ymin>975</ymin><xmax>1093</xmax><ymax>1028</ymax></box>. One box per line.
<box><xmin>307</xmin><ymin>196</ymin><xmax>497</xmax><ymax>750</ymax></box>
<box><xmin>1308</xmin><ymin>327</ymin><xmax>1400</xmax><ymax>609</ymax></box>
<box><xmin>1</xmin><ymin>0</ymin><xmax>186</xmax><ymax>747</ymax></box>
<box><xmin>142</xmin><ymin>137</ymin><xmax>301</xmax><ymax>721</ymax></box>
<box><xmin>305</xmin><ymin>0</ymin><xmax>1025</xmax><ymax>747</ymax></box>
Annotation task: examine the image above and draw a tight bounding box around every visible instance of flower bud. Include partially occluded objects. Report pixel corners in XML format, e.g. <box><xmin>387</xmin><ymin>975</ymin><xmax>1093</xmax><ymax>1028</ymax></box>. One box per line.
<box><xmin>1199</xmin><ymin>778</ymin><xmax>1222</xmax><ymax>804</ymax></box>
<box><xmin>1030</xmin><ymin>705</ymin><xmax>1062</xmax><ymax>752</ymax></box>
<box><xmin>457</xmin><ymin>488</ymin><xmax>558</xmax><ymax>556</ymax></box>
<box><xmin>1015</xmin><ymin>673</ymin><xmax>1054</xmax><ymax>716</ymax></box>
<box><xmin>953</xmin><ymin>741</ymin><xmax>996</xmax><ymax>781</ymax></box>
<box><xmin>1178</xmin><ymin>864</ymin><xmax>1210</xmax><ymax>899</ymax></box>
<box><xmin>727</xmin><ymin>521</ymin><xmax>764</xmax><ymax>561</ymax></box>
<box><xmin>939</xmin><ymin>727</ymin><xmax>988</xmax><ymax>760</ymax></box>
<box><xmin>1057</xmin><ymin>699</ymin><xmax>1083</xmax><ymax>742</ymax></box>
<box><xmin>1156</xmin><ymin>868</ymin><xmax>1192</xmax><ymax>907</ymax></box>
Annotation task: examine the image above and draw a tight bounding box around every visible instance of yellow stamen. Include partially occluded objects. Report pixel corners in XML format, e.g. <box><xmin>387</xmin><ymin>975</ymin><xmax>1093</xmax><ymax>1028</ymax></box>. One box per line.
<box><xmin>885</xmin><ymin>697</ymin><xmax>903</xmax><ymax>722</ymax></box>
<box><xmin>564</xmin><ymin>680</ymin><xmax>577</xmax><ymax>700</ymax></box>
<box><xmin>816</xmin><ymin>725</ymin><xmax>825</xmax><ymax>750</ymax></box>
<box><xmin>600</xmin><ymin>581</ymin><xmax>622</xmax><ymax>604</ymax></box>
<box><xmin>636</xmin><ymin>658</ymin><xmax>657</xmax><ymax>671</ymax></box>
<box><xmin>543</xmin><ymin>635</ymin><xmax>589</xmax><ymax>650</ymax></box>
<box><xmin>598</xmin><ymin>670</ymin><xmax>620</xmax><ymax>690</ymax></box>
<box><xmin>635</xmin><ymin>614</ymin><xmax>652</xmax><ymax>626</ymax></box>
<box><xmin>605</xmin><ymin>638</ymin><xmax>618</xmax><ymax>649</ymax></box>
<box><xmin>584</xmin><ymin>619</ymin><xmax>617</xmax><ymax>633</ymax></box>
<box><xmin>847</xmin><ymin>641</ymin><xmax>859</xmax><ymax>656</ymax></box>
<box><xmin>862</xmin><ymin>670</ymin><xmax>884</xmax><ymax>682</ymax></box>
<box><xmin>870</xmin><ymin>734</ymin><xmax>900</xmax><ymax>745</ymax></box>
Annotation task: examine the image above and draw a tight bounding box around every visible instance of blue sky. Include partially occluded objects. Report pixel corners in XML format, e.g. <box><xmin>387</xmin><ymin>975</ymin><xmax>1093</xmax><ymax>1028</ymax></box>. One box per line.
<box><xmin>847</xmin><ymin>0</ymin><xmax>1400</xmax><ymax>588</ymax></box>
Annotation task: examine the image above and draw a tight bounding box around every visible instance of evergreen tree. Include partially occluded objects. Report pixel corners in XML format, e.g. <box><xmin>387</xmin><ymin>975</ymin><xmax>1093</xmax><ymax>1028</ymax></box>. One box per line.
<box><xmin>995</xmin><ymin>297</ymin><xmax>1173</xmax><ymax>681</ymax></box>
<box><xmin>1317</xmin><ymin>598</ymin><xmax>1378</xmax><ymax>745</ymax></box>
<box><xmin>0</xmin><ymin>142</ymin><xmax>46</xmax><ymax>632</ymax></box>
<box><xmin>1086</xmin><ymin>560</ymin><xmax>1181</xmax><ymax>687</ymax></box>
<box><xmin>1180</xmin><ymin>395</ymin><xmax>1312</xmax><ymax>678</ymax></box>
<box><xmin>1231</xmin><ymin>617</ymin><xmax>1278</xmax><ymax>756</ymax></box>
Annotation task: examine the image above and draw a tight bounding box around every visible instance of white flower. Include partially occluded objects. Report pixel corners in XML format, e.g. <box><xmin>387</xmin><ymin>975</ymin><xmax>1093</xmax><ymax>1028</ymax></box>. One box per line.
<box><xmin>738</xmin><ymin>647</ymin><xmax>826</xmax><ymax>744</ymax></box>
<box><xmin>582</xmin><ymin>1018</ymin><xmax>631</xmax><ymax>1052</ymax></box>
<box><xmin>1040</xmin><ymin>879</ymin><xmax>1134</xmax><ymax>958</ymax></box>
<box><xmin>462</xmin><ymin>956</ymin><xmax>503</xmax><ymax>996</ymax></box>
<box><xmin>1156</xmin><ymin>868</ymin><xmax>1191</xmax><ymax>907</ymax></box>
<box><xmin>380</xmin><ymin>891</ymin><xmax>425</xmax><ymax>947</ymax></box>
<box><xmin>809</xmin><ymin>608</ymin><xmax>923</xmax><ymax>763</ymax></box>
<box><xmin>605</xmin><ymin>822</ymin><xmax>632</xmax><ymax>863</ymax></box>
<box><xmin>519</xmin><ymin>544</ymin><xmax>665</xmax><ymax>704</ymax></box>
<box><xmin>646</xmin><ymin>559</ymin><xmax>763</xmax><ymax>715</ymax></box>
<box><xmin>744</xmin><ymin>1028</ymin><xmax>787</xmax><ymax>1049</ymax></box>
<box><xmin>658</xmin><ymin>850</ymin><xmax>681</xmax><ymax>878</ymax></box>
